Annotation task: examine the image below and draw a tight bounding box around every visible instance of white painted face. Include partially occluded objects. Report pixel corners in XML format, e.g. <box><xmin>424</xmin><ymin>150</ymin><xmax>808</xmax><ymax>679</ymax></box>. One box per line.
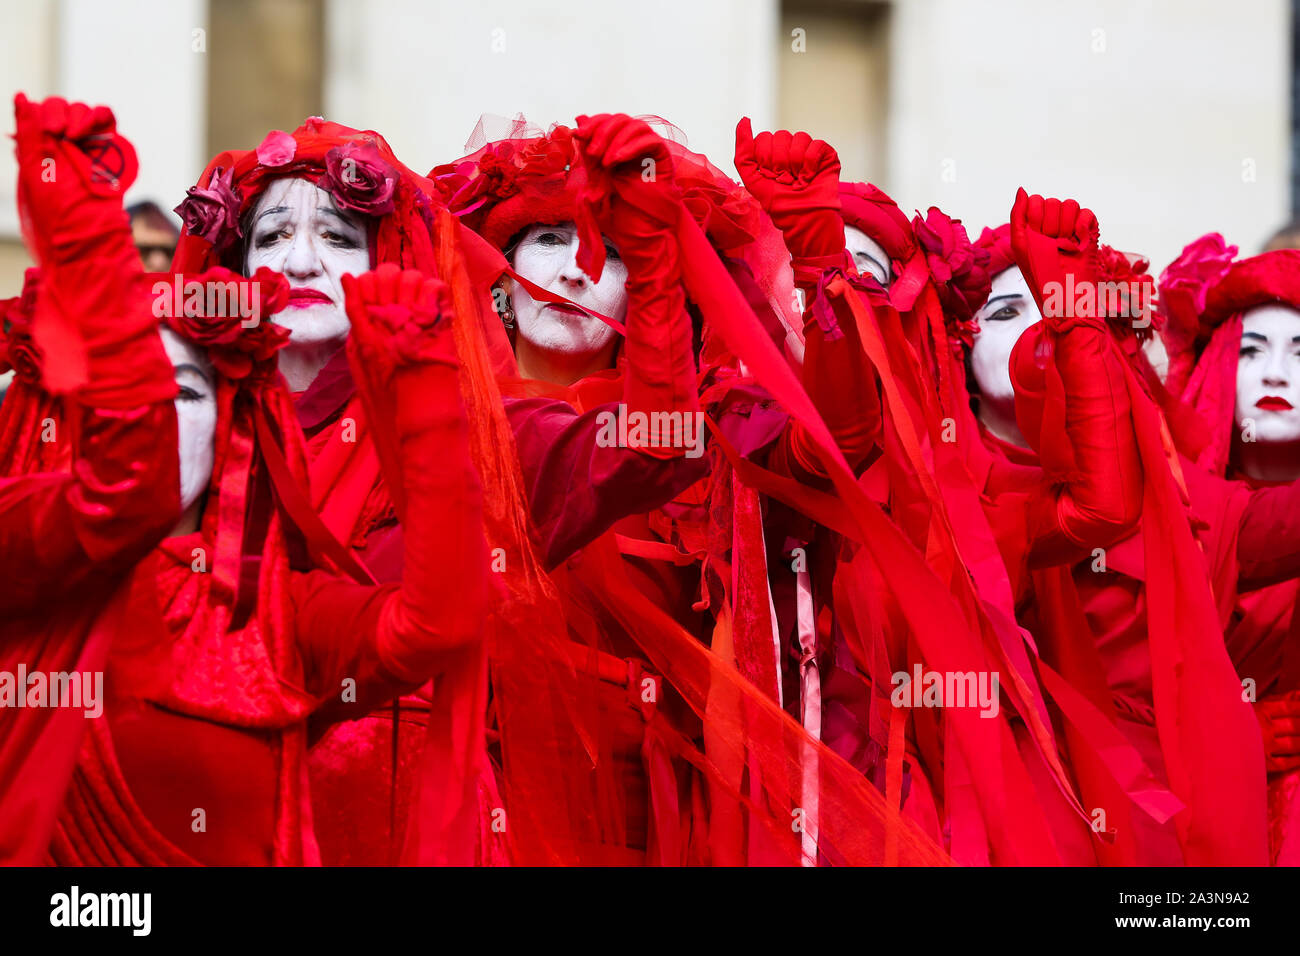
<box><xmin>970</xmin><ymin>266</ymin><xmax>1044</xmax><ymax>402</ymax></box>
<box><xmin>244</xmin><ymin>177</ymin><xmax>371</xmax><ymax>350</ymax></box>
<box><xmin>508</xmin><ymin>222</ymin><xmax>628</xmax><ymax>360</ymax></box>
<box><xmin>1235</xmin><ymin>304</ymin><xmax>1300</xmax><ymax>443</ymax></box>
<box><xmin>161</xmin><ymin>326</ymin><xmax>217</xmax><ymax>512</ymax></box>
<box><xmin>844</xmin><ymin>225</ymin><xmax>891</xmax><ymax>286</ymax></box>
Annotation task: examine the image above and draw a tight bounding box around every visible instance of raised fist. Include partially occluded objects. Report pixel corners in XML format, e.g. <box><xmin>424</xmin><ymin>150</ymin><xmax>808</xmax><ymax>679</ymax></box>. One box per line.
<box><xmin>13</xmin><ymin>93</ymin><xmax>139</xmax><ymax>264</ymax></box>
<box><xmin>342</xmin><ymin>263</ymin><xmax>452</xmax><ymax>367</ymax></box>
<box><xmin>1009</xmin><ymin>188</ymin><xmax>1102</xmax><ymax>323</ymax></box>
<box><xmin>734</xmin><ymin>118</ymin><xmax>842</xmax><ymax>259</ymax></box>
<box><xmin>574</xmin><ymin>113</ymin><xmax>674</xmax><ymax>186</ymax></box>
<box><xmin>573</xmin><ymin>113</ymin><xmax>680</xmax><ymax>277</ymax></box>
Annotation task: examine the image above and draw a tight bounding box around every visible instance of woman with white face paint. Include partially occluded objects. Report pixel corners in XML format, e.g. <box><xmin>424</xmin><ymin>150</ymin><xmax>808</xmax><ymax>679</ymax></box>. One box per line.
<box><xmin>44</xmin><ymin>258</ymin><xmax>491</xmax><ymax>867</ymax></box>
<box><xmin>1160</xmin><ymin>246</ymin><xmax>1300</xmax><ymax>864</ymax></box>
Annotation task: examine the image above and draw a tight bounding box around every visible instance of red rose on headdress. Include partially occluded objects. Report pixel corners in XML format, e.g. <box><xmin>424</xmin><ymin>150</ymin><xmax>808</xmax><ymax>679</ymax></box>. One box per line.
<box><xmin>166</xmin><ymin>266</ymin><xmax>291</xmax><ymax>381</ymax></box>
<box><xmin>319</xmin><ymin>141</ymin><xmax>396</xmax><ymax>216</ymax></box>
<box><xmin>913</xmin><ymin>207</ymin><xmax>991</xmax><ymax>330</ymax></box>
<box><xmin>175</xmin><ymin>165</ymin><xmax>243</xmax><ymax>252</ymax></box>
<box><xmin>256</xmin><ymin>129</ymin><xmax>297</xmax><ymax>168</ymax></box>
<box><xmin>517</xmin><ymin>129</ymin><xmax>574</xmax><ymax>179</ymax></box>
<box><xmin>1098</xmin><ymin>245</ymin><xmax>1159</xmax><ymax>335</ymax></box>
<box><xmin>1159</xmin><ymin>233</ymin><xmax>1237</xmax><ymax>345</ymax></box>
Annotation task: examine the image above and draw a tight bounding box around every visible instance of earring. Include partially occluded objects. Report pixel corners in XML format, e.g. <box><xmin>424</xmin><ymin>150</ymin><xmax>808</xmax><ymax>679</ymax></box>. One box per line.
<box><xmin>501</xmin><ymin>304</ymin><xmax>515</xmax><ymax>329</ymax></box>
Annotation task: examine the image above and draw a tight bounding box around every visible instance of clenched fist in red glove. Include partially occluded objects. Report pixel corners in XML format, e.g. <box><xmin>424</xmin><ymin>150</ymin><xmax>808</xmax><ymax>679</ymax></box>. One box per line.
<box><xmin>573</xmin><ymin>113</ymin><xmax>681</xmax><ymax>282</ymax></box>
<box><xmin>11</xmin><ymin>93</ymin><xmax>170</xmax><ymax>406</ymax></box>
<box><xmin>1009</xmin><ymin>188</ymin><xmax>1102</xmax><ymax>327</ymax></box>
<box><xmin>343</xmin><ymin>263</ymin><xmax>452</xmax><ymax>369</ymax></box>
<box><xmin>14</xmin><ymin>93</ymin><xmax>139</xmax><ymax>266</ymax></box>
<box><xmin>1257</xmin><ymin>692</ymin><xmax>1300</xmax><ymax>774</ymax></box>
<box><xmin>734</xmin><ymin>117</ymin><xmax>843</xmax><ymax>261</ymax></box>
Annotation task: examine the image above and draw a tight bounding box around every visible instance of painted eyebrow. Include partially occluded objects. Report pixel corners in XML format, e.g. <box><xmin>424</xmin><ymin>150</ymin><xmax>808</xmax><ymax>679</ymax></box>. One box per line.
<box><xmin>853</xmin><ymin>249</ymin><xmax>887</xmax><ymax>277</ymax></box>
<box><xmin>317</xmin><ymin>206</ymin><xmax>361</xmax><ymax>229</ymax></box>
<box><xmin>256</xmin><ymin>205</ymin><xmax>290</xmax><ymax>223</ymax></box>
<box><xmin>980</xmin><ymin>293</ymin><xmax>1023</xmax><ymax>310</ymax></box>
<box><xmin>1242</xmin><ymin>331</ymin><xmax>1268</xmax><ymax>342</ymax></box>
<box><xmin>173</xmin><ymin>362</ymin><xmax>212</xmax><ymax>385</ymax></box>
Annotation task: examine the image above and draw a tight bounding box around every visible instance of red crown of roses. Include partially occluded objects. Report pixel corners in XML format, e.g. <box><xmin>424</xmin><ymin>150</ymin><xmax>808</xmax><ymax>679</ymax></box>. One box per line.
<box><xmin>175</xmin><ymin>129</ymin><xmax>398</xmax><ymax>254</ymax></box>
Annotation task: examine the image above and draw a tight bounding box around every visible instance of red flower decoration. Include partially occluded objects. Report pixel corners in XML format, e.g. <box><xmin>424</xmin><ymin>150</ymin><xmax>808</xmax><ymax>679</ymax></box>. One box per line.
<box><xmin>1159</xmin><ymin>233</ymin><xmax>1238</xmax><ymax>344</ymax></box>
<box><xmin>174</xmin><ymin>166</ymin><xmax>243</xmax><ymax>252</ymax></box>
<box><xmin>1098</xmin><ymin>244</ymin><xmax>1159</xmax><ymax>337</ymax></box>
<box><xmin>913</xmin><ymin>207</ymin><xmax>991</xmax><ymax>327</ymax></box>
<box><xmin>256</xmin><ymin>130</ymin><xmax>297</xmax><ymax>167</ymax></box>
<box><xmin>165</xmin><ymin>266</ymin><xmax>291</xmax><ymax>382</ymax></box>
<box><xmin>318</xmin><ymin>141</ymin><xmax>396</xmax><ymax>216</ymax></box>
<box><xmin>517</xmin><ymin>128</ymin><xmax>574</xmax><ymax>179</ymax></box>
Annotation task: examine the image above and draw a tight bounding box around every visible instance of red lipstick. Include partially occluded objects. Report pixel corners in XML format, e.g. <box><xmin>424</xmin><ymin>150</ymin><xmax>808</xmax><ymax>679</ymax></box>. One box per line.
<box><xmin>287</xmin><ymin>288</ymin><xmax>333</xmax><ymax>308</ymax></box>
<box><xmin>1256</xmin><ymin>396</ymin><xmax>1294</xmax><ymax>411</ymax></box>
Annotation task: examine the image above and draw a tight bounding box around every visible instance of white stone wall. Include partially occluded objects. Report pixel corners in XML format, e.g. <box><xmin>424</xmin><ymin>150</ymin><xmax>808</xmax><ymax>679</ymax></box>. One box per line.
<box><xmin>886</xmin><ymin>0</ymin><xmax>1291</xmax><ymax>270</ymax></box>
<box><xmin>0</xmin><ymin>0</ymin><xmax>1291</xmax><ymax>290</ymax></box>
<box><xmin>323</xmin><ymin>0</ymin><xmax>778</xmax><ymax>177</ymax></box>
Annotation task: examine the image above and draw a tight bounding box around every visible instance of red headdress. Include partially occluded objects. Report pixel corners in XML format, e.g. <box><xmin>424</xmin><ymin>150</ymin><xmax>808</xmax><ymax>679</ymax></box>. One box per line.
<box><xmin>1163</xmin><ymin>244</ymin><xmax>1300</xmax><ymax>475</ymax></box>
<box><xmin>172</xmin><ymin>120</ymin><xmax>439</xmax><ymax>279</ymax></box>
<box><xmin>432</xmin><ymin>115</ymin><xmax>803</xmax><ymax>367</ymax></box>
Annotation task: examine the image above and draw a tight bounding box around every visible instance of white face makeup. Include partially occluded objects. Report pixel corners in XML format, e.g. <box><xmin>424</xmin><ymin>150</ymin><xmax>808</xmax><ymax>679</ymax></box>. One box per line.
<box><xmin>244</xmin><ymin>177</ymin><xmax>371</xmax><ymax>350</ymax></box>
<box><xmin>508</xmin><ymin>222</ymin><xmax>628</xmax><ymax>361</ymax></box>
<box><xmin>970</xmin><ymin>266</ymin><xmax>1044</xmax><ymax>402</ymax></box>
<box><xmin>1235</xmin><ymin>304</ymin><xmax>1300</xmax><ymax>444</ymax></box>
<box><xmin>844</xmin><ymin>225</ymin><xmax>891</xmax><ymax>286</ymax></box>
<box><xmin>161</xmin><ymin>326</ymin><xmax>217</xmax><ymax>513</ymax></box>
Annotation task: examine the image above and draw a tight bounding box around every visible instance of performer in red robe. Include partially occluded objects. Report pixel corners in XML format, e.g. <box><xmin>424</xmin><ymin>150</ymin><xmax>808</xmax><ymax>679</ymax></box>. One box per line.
<box><xmin>738</xmin><ymin>127</ymin><xmax>1168</xmax><ymax>864</ymax></box>
<box><xmin>40</xmin><ymin>251</ymin><xmax>491</xmax><ymax>865</ymax></box>
<box><xmin>1159</xmin><ymin>239</ymin><xmax>1300</xmax><ymax>864</ymax></box>
<box><xmin>0</xmin><ymin>95</ymin><xmax>180</xmax><ymax>865</ymax></box>
<box><xmin>958</xmin><ymin>216</ymin><xmax>1271</xmax><ymax>865</ymax></box>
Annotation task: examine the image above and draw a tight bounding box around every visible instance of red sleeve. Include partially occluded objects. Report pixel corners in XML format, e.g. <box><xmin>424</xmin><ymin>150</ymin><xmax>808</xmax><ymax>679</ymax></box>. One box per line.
<box><xmin>505</xmin><ymin>395</ymin><xmax>709</xmax><ymax>569</ymax></box>
<box><xmin>770</xmin><ymin>269</ymin><xmax>883</xmax><ymax>482</ymax></box>
<box><xmin>0</xmin><ymin>397</ymin><xmax>179</xmax><ymax>615</ymax></box>
<box><xmin>1236</xmin><ymin>480</ymin><xmax>1300</xmax><ymax>591</ymax></box>
<box><xmin>1016</xmin><ymin>321</ymin><xmax>1144</xmax><ymax>567</ymax></box>
<box><xmin>291</xmin><ymin>571</ymin><xmax>414</xmax><ymax>729</ymax></box>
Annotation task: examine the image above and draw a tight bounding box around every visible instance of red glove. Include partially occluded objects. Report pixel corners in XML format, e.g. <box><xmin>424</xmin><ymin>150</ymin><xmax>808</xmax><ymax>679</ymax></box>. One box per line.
<box><xmin>574</xmin><ymin>114</ymin><xmax>699</xmax><ymax>452</ymax></box>
<box><xmin>734</xmin><ymin>118</ymin><xmax>844</xmax><ymax>262</ymax></box>
<box><xmin>342</xmin><ymin>264</ymin><xmax>489</xmax><ymax>678</ymax></box>
<box><xmin>1257</xmin><ymin>693</ymin><xmax>1300</xmax><ymax>774</ymax></box>
<box><xmin>1008</xmin><ymin>188</ymin><xmax>1102</xmax><ymax>330</ymax></box>
<box><xmin>12</xmin><ymin>94</ymin><xmax>170</xmax><ymax>407</ymax></box>
<box><xmin>573</xmin><ymin>112</ymin><xmax>679</xmax><ymax>279</ymax></box>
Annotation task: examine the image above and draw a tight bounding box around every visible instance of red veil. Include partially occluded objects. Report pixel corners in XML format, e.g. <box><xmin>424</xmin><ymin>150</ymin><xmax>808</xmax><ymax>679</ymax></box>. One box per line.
<box><xmin>1161</xmin><ymin>243</ymin><xmax>1300</xmax><ymax>863</ymax></box>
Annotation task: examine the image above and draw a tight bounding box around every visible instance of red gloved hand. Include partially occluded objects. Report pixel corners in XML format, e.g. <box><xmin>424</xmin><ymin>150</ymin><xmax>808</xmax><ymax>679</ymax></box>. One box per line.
<box><xmin>573</xmin><ymin>113</ymin><xmax>680</xmax><ymax>280</ymax></box>
<box><xmin>573</xmin><ymin>113</ymin><xmax>698</xmax><ymax>453</ymax></box>
<box><xmin>12</xmin><ymin>93</ymin><xmax>169</xmax><ymax>407</ymax></box>
<box><xmin>1009</xmin><ymin>188</ymin><xmax>1102</xmax><ymax>329</ymax></box>
<box><xmin>734</xmin><ymin>117</ymin><xmax>843</xmax><ymax>261</ymax></box>
<box><xmin>14</xmin><ymin>93</ymin><xmax>139</xmax><ymax>266</ymax></box>
<box><xmin>1257</xmin><ymin>693</ymin><xmax>1300</xmax><ymax>774</ymax></box>
<box><xmin>343</xmin><ymin>264</ymin><xmax>488</xmax><ymax>674</ymax></box>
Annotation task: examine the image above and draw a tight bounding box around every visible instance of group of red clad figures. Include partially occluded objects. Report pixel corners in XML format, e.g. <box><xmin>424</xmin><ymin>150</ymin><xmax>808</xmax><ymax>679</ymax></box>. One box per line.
<box><xmin>2</xmin><ymin>91</ymin><xmax>1298</xmax><ymax>867</ymax></box>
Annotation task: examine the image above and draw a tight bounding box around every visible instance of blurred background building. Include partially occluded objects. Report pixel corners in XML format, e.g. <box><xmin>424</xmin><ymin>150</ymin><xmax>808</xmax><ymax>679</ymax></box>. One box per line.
<box><xmin>0</xmin><ymin>0</ymin><xmax>1294</xmax><ymax>292</ymax></box>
